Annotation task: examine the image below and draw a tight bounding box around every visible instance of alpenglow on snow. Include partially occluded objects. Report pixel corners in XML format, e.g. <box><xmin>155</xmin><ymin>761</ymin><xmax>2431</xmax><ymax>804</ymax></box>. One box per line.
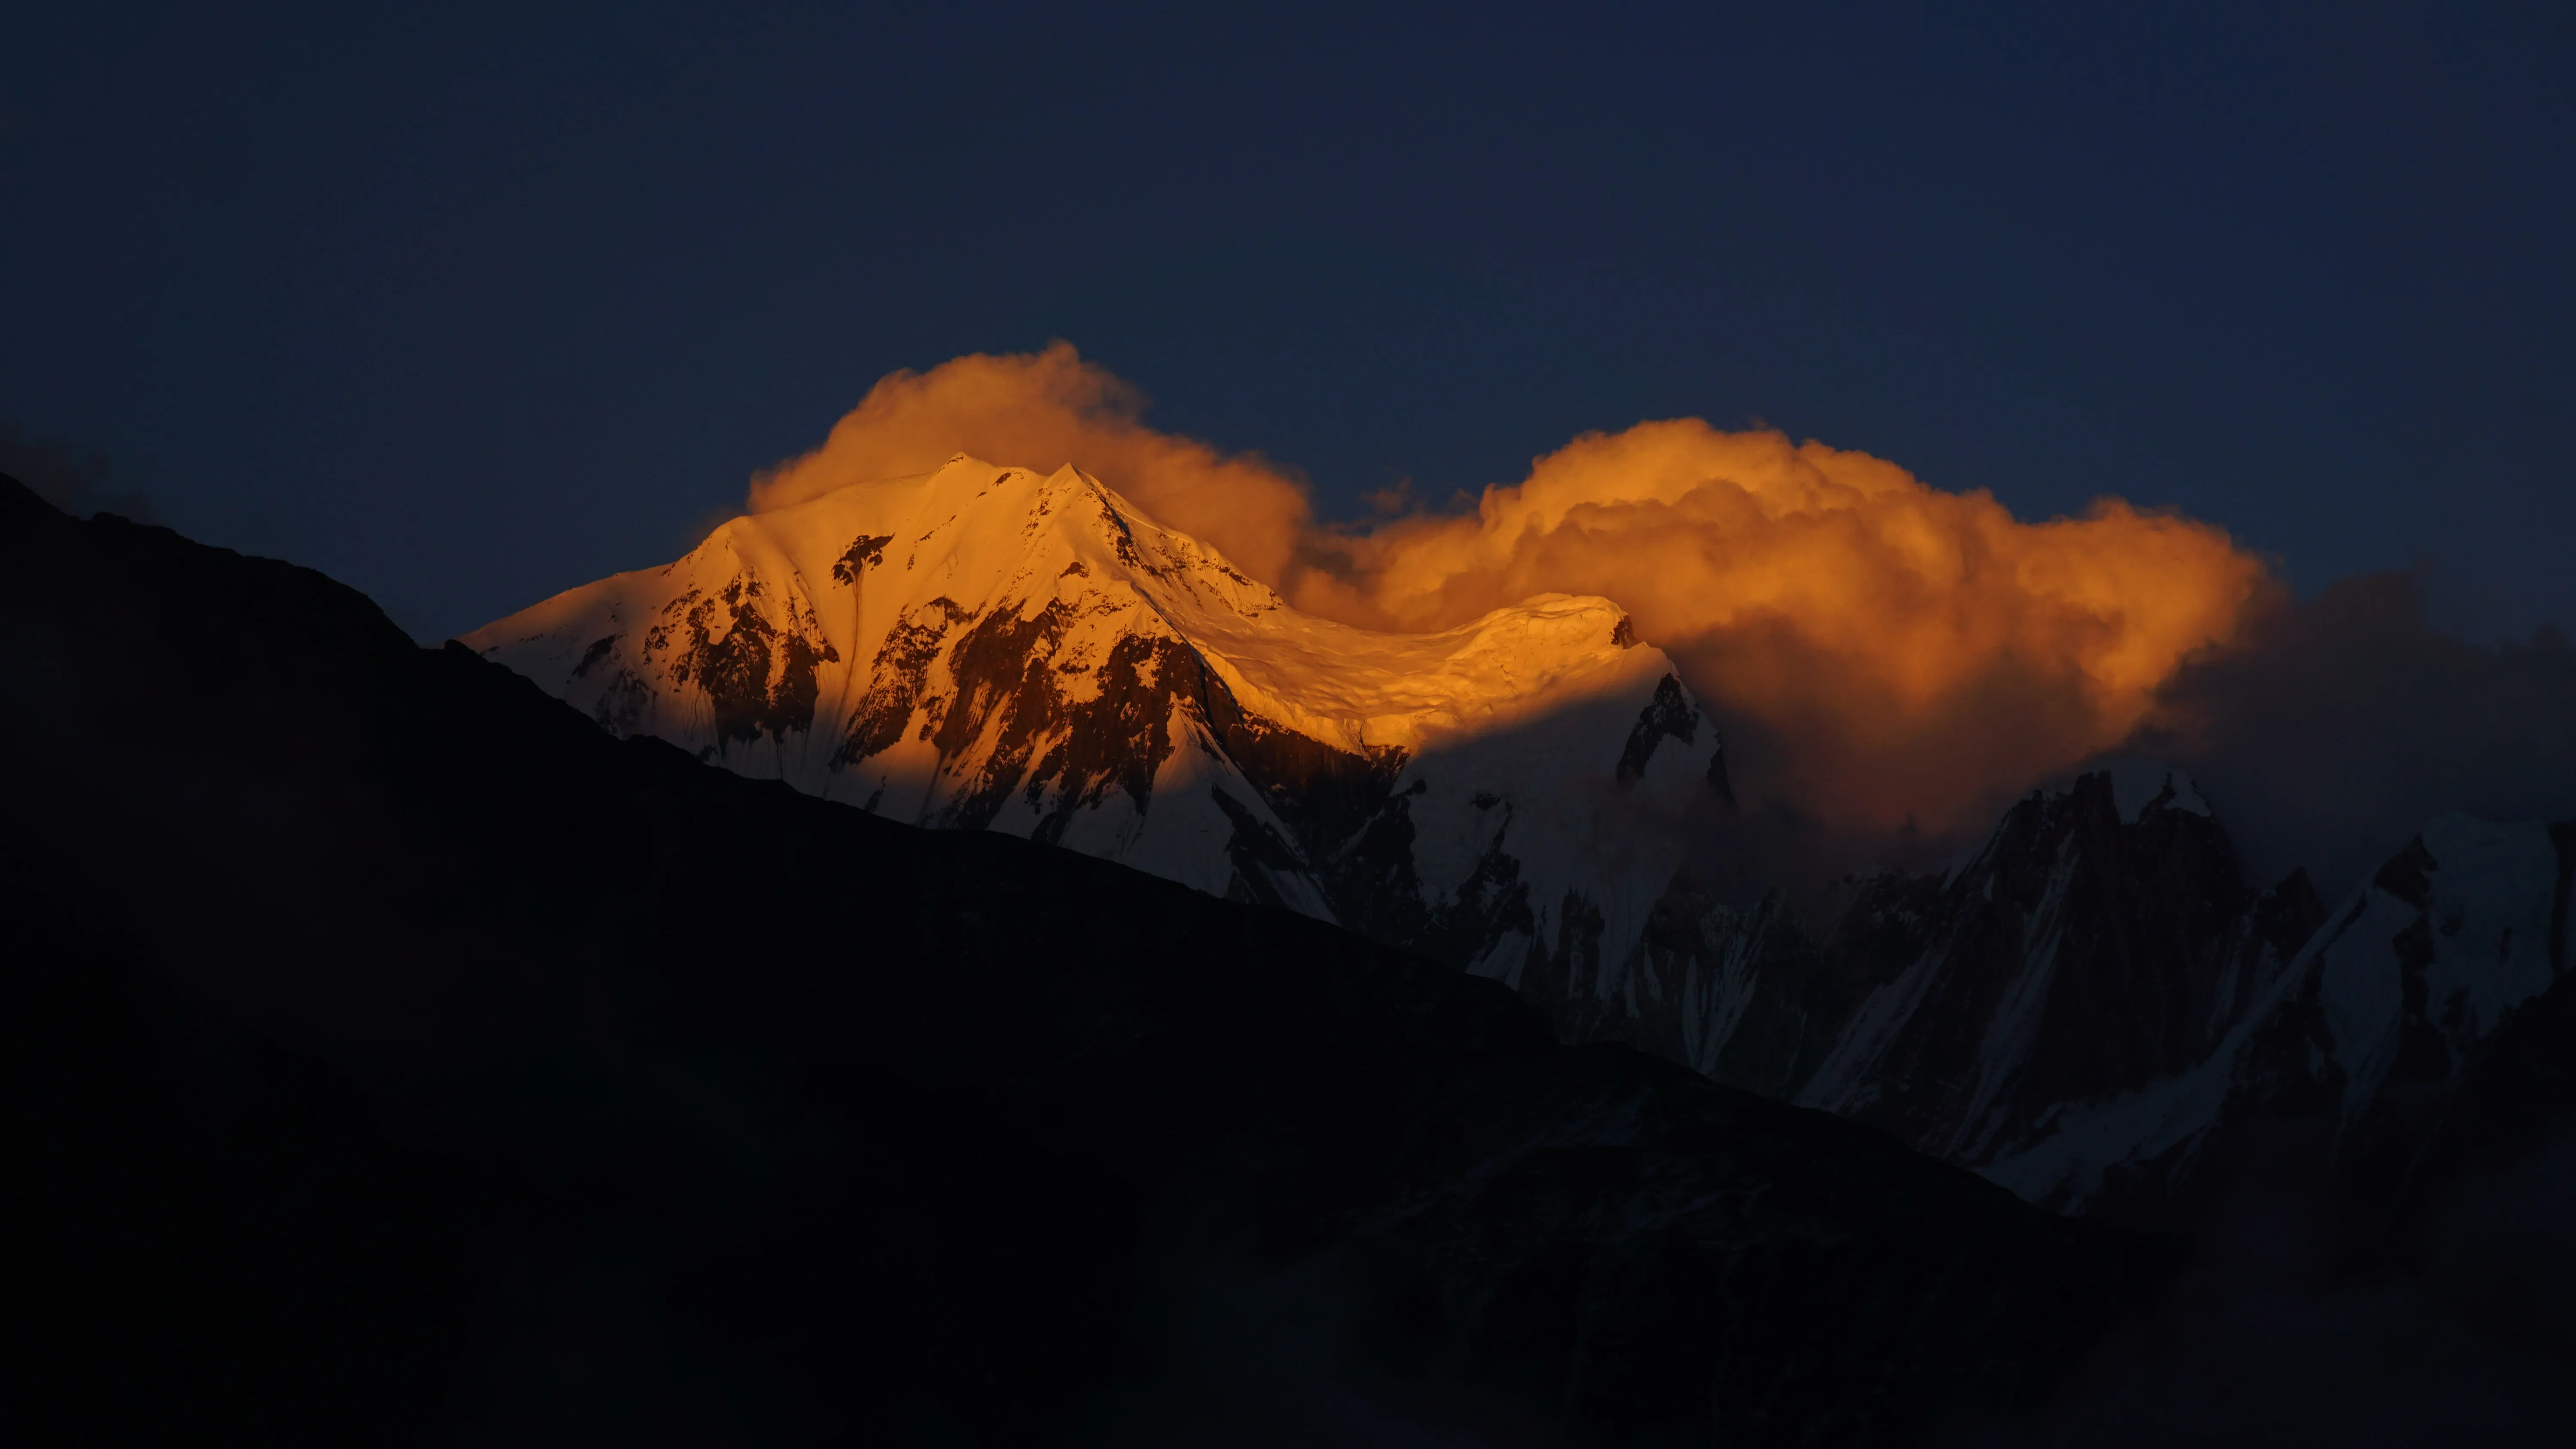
<box><xmin>468</xmin><ymin>455</ymin><xmax>1737</xmax><ymax>988</ymax></box>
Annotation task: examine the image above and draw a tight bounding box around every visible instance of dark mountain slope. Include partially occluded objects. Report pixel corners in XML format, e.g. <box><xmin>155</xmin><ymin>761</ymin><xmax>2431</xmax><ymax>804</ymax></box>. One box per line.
<box><xmin>0</xmin><ymin>479</ymin><xmax>2173</xmax><ymax>1446</ymax></box>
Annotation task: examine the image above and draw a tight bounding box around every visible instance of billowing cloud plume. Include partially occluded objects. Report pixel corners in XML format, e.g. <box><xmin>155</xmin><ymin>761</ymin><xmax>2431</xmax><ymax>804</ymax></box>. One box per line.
<box><xmin>1290</xmin><ymin>423</ymin><xmax>2269</xmax><ymax>835</ymax></box>
<box><xmin>747</xmin><ymin>342</ymin><xmax>1312</xmax><ymax>586</ymax></box>
<box><xmin>754</xmin><ymin>347</ymin><xmax>2273</xmax><ymax>840</ymax></box>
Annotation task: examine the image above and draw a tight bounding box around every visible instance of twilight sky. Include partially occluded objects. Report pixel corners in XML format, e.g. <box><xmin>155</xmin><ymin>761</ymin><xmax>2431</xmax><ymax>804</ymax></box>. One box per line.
<box><xmin>4</xmin><ymin>0</ymin><xmax>2570</xmax><ymax>643</ymax></box>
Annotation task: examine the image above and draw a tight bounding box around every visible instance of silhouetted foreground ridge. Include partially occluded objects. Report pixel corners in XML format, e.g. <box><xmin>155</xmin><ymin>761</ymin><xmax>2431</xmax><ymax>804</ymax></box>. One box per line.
<box><xmin>0</xmin><ymin>478</ymin><xmax>2172</xmax><ymax>1445</ymax></box>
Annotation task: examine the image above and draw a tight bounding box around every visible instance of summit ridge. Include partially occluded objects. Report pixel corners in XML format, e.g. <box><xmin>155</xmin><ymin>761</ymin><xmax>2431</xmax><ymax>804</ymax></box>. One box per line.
<box><xmin>469</xmin><ymin>456</ymin><xmax>1724</xmax><ymax>981</ymax></box>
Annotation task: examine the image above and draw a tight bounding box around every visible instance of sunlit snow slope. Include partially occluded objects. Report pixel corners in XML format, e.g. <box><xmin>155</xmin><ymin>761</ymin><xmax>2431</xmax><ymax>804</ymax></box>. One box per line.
<box><xmin>468</xmin><ymin>456</ymin><xmax>1731</xmax><ymax>983</ymax></box>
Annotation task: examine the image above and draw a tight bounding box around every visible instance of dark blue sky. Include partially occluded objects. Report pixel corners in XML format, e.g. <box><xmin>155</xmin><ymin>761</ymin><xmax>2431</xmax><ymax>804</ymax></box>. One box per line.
<box><xmin>5</xmin><ymin>0</ymin><xmax>2570</xmax><ymax>641</ymax></box>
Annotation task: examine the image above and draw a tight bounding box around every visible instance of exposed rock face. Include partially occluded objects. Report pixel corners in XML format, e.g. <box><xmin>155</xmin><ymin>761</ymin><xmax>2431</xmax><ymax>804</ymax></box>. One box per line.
<box><xmin>1628</xmin><ymin>771</ymin><xmax>2327</xmax><ymax>1169</ymax></box>
<box><xmin>1597</xmin><ymin>767</ymin><xmax>2574</xmax><ymax>1230</ymax></box>
<box><xmin>3</xmin><ymin>476</ymin><xmax>2174</xmax><ymax>1446</ymax></box>
<box><xmin>1794</xmin><ymin>774</ymin><xmax>2316</xmax><ymax>1157</ymax></box>
<box><xmin>1466</xmin><ymin>767</ymin><xmax>2259</xmax><ymax>1122</ymax></box>
<box><xmin>1597</xmin><ymin>767</ymin><xmax>2566</xmax><ymax>1230</ymax></box>
<box><xmin>470</xmin><ymin>454</ymin><xmax>1727</xmax><ymax>993</ymax></box>
<box><xmin>1978</xmin><ymin>811</ymin><xmax>2576</xmax><ymax>1222</ymax></box>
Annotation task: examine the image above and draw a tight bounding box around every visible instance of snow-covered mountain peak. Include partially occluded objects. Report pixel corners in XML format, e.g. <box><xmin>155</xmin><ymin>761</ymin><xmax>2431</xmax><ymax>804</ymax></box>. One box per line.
<box><xmin>636</xmin><ymin>456</ymin><xmax>1654</xmax><ymax>758</ymax></box>
<box><xmin>468</xmin><ymin>453</ymin><xmax>1726</xmax><ymax>983</ymax></box>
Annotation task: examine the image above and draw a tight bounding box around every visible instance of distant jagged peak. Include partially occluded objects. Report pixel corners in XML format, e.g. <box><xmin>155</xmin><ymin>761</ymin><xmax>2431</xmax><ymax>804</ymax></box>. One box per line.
<box><xmin>2091</xmin><ymin>757</ymin><xmax>2213</xmax><ymax>824</ymax></box>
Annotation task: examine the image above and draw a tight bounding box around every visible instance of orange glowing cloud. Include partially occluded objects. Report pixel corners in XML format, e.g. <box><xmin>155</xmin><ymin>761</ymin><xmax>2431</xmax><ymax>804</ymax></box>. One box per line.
<box><xmin>754</xmin><ymin>347</ymin><xmax>2272</xmax><ymax>837</ymax></box>
<box><xmin>1291</xmin><ymin>423</ymin><xmax>2270</xmax><ymax>831</ymax></box>
<box><xmin>747</xmin><ymin>341</ymin><xmax>1313</xmax><ymax>586</ymax></box>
